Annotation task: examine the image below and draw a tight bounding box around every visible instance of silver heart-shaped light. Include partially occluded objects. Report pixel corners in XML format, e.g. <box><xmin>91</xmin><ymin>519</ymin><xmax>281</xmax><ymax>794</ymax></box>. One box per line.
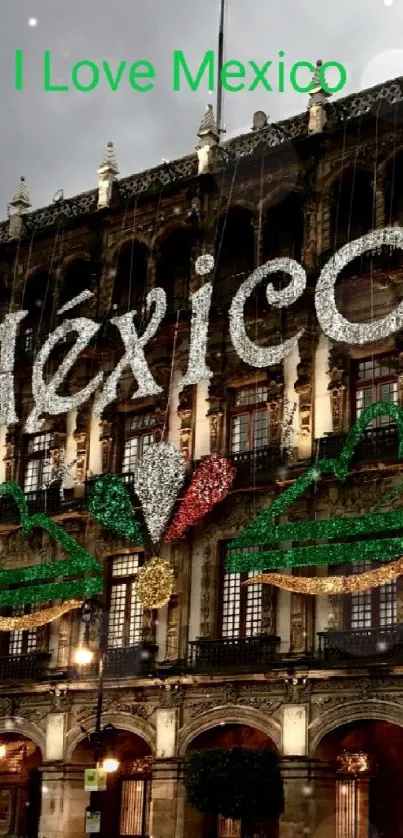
<box><xmin>134</xmin><ymin>442</ymin><xmax>186</xmax><ymax>545</ymax></box>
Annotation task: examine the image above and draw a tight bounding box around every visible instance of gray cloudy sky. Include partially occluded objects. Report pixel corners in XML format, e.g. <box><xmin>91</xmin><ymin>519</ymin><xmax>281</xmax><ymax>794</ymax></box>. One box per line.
<box><xmin>0</xmin><ymin>0</ymin><xmax>403</xmax><ymax>217</ymax></box>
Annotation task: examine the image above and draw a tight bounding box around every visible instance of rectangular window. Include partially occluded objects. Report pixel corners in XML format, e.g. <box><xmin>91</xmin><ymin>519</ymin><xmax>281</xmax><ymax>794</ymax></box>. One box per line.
<box><xmin>121</xmin><ymin>414</ymin><xmax>155</xmax><ymax>474</ymax></box>
<box><xmin>24</xmin><ymin>433</ymin><xmax>51</xmax><ymax>493</ymax></box>
<box><xmin>108</xmin><ymin>554</ymin><xmax>144</xmax><ymax>648</ymax></box>
<box><xmin>355</xmin><ymin>357</ymin><xmax>398</xmax><ymax>426</ymax></box>
<box><xmin>230</xmin><ymin>386</ymin><xmax>268</xmax><ymax>454</ymax></box>
<box><xmin>119</xmin><ymin>778</ymin><xmax>150</xmax><ymax>836</ymax></box>
<box><xmin>218</xmin><ymin>816</ymin><xmax>241</xmax><ymax>837</ymax></box>
<box><xmin>347</xmin><ymin>559</ymin><xmax>397</xmax><ymax>629</ymax></box>
<box><xmin>8</xmin><ymin>605</ymin><xmax>37</xmax><ymax>655</ymax></box>
<box><xmin>221</xmin><ymin>546</ymin><xmax>266</xmax><ymax>638</ymax></box>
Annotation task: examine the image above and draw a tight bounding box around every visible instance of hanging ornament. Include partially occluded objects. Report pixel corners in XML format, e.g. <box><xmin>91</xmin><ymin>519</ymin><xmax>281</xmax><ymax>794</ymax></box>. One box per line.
<box><xmin>166</xmin><ymin>454</ymin><xmax>236</xmax><ymax>541</ymax></box>
<box><xmin>43</xmin><ymin>445</ymin><xmax>82</xmax><ymax>499</ymax></box>
<box><xmin>134</xmin><ymin>443</ymin><xmax>186</xmax><ymax>544</ymax></box>
<box><xmin>88</xmin><ymin>474</ymin><xmax>144</xmax><ymax>544</ymax></box>
<box><xmin>195</xmin><ymin>254</ymin><xmax>215</xmax><ymax>275</ymax></box>
<box><xmin>227</xmin><ymin>400</ymin><xmax>403</xmax><ymax>572</ymax></box>
<box><xmin>136</xmin><ymin>557</ymin><xmax>174</xmax><ymax>609</ymax></box>
<box><xmin>242</xmin><ymin>556</ymin><xmax>403</xmax><ymax>595</ymax></box>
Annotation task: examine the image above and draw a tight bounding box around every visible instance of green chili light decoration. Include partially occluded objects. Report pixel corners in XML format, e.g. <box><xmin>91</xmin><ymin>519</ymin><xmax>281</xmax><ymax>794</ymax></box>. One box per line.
<box><xmin>227</xmin><ymin>401</ymin><xmax>403</xmax><ymax>573</ymax></box>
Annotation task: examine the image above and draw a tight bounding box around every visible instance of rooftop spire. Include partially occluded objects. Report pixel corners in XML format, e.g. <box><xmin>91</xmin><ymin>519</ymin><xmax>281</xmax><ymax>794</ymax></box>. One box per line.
<box><xmin>307</xmin><ymin>60</ymin><xmax>330</xmax><ymax>135</ymax></box>
<box><xmin>9</xmin><ymin>176</ymin><xmax>31</xmax><ymax>213</ymax></box>
<box><xmin>98</xmin><ymin>141</ymin><xmax>119</xmax><ymax>175</ymax></box>
<box><xmin>196</xmin><ymin>105</ymin><xmax>219</xmax><ymax>175</ymax></box>
<box><xmin>97</xmin><ymin>142</ymin><xmax>119</xmax><ymax>209</ymax></box>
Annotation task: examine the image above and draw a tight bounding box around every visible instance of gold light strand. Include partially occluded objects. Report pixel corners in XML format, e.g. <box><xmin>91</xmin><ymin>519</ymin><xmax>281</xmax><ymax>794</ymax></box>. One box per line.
<box><xmin>242</xmin><ymin>557</ymin><xmax>403</xmax><ymax>595</ymax></box>
<box><xmin>136</xmin><ymin>557</ymin><xmax>174</xmax><ymax>609</ymax></box>
<box><xmin>0</xmin><ymin>599</ymin><xmax>83</xmax><ymax>631</ymax></box>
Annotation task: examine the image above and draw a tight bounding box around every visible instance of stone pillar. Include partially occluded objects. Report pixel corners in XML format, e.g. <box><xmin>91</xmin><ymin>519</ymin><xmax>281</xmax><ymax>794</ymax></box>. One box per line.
<box><xmin>39</xmin><ymin>765</ymin><xmax>69</xmax><ymax>838</ymax></box>
<box><xmin>282</xmin><ymin>705</ymin><xmax>307</xmax><ymax>757</ymax></box>
<box><xmin>150</xmin><ymin>710</ymin><xmax>180</xmax><ymax>838</ymax></box>
<box><xmin>61</xmin><ymin>765</ymin><xmax>90</xmax><ymax>838</ymax></box>
<box><xmin>280</xmin><ymin>758</ymin><xmax>335</xmax><ymax>838</ymax></box>
<box><xmin>327</xmin><ymin>345</ymin><xmax>349</xmax><ymax>433</ymax></box>
<box><xmin>177</xmin><ymin>387</ymin><xmax>194</xmax><ymax>461</ymax></box>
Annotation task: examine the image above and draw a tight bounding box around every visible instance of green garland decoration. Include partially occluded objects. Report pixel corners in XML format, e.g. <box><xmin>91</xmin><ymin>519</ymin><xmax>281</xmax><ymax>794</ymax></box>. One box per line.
<box><xmin>227</xmin><ymin>401</ymin><xmax>403</xmax><ymax>573</ymax></box>
<box><xmin>184</xmin><ymin>747</ymin><xmax>284</xmax><ymax>823</ymax></box>
<box><xmin>0</xmin><ymin>481</ymin><xmax>103</xmax><ymax>607</ymax></box>
<box><xmin>88</xmin><ymin>474</ymin><xmax>144</xmax><ymax>545</ymax></box>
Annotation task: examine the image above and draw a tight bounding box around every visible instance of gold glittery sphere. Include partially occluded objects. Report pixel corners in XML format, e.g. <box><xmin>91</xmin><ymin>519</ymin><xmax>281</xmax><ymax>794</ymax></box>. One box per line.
<box><xmin>137</xmin><ymin>557</ymin><xmax>174</xmax><ymax>609</ymax></box>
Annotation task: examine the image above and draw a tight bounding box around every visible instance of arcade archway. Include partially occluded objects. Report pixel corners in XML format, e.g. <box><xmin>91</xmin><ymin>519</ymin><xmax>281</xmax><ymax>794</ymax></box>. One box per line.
<box><xmin>315</xmin><ymin>718</ymin><xmax>403</xmax><ymax>838</ymax></box>
<box><xmin>0</xmin><ymin>732</ymin><xmax>42</xmax><ymax>838</ymax></box>
<box><xmin>71</xmin><ymin>728</ymin><xmax>152</xmax><ymax>838</ymax></box>
<box><xmin>184</xmin><ymin>722</ymin><xmax>280</xmax><ymax>838</ymax></box>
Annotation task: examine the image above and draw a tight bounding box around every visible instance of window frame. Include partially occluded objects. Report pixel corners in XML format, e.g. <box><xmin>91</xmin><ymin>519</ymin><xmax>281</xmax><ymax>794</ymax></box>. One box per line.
<box><xmin>23</xmin><ymin>432</ymin><xmax>52</xmax><ymax>494</ymax></box>
<box><xmin>106</xmin><ymin>553</ymin><xmax>145</xmax><ymax>648</ymax></box>
<box><xmin>352</xmin><ymin>355</ymin><xmax>398</xmax><ymax>425</ymax></box>
<box><xmin>229</xmin><ymin>385</ymin><xmax>269</xmax><ymax>454</ymax></box>
<box><xmin>341</xmin><ymin>560</ymin><xmax>397</xmax><ymax>630</ymax></box>
<box><xmin>218</xmin><ymin>544</ymin><xmax>269</xmax><ymax>638</ymax></box>
<box><xmin>120</xmin><ymin>412</ymin><xmax>156</xmax><ymax>475</ymax></box>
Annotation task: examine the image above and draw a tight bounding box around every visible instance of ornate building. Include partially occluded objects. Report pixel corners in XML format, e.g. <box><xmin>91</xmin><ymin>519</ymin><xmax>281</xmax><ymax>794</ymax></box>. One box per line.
<box><xmin>0</xmin><ymin>66</ymin><xmax>403</xmax><ymax>838</ymax></box>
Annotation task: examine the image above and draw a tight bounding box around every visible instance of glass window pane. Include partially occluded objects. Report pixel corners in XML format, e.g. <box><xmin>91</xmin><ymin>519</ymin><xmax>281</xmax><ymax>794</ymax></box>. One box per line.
<box><xmin>231</xmin><ymin>414</ymin><xmax>249</xmax><ymax>453</ymax></box>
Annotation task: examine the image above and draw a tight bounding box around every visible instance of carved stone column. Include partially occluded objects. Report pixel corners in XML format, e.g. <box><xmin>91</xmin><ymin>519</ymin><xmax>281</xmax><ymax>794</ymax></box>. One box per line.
<box><xmin>99</xmin><ymin>414</ymin><xmax>115</xmax><ymax>473</ymax></box>
<box><xmin>73</xmin><ymin>407</ymin><xmax>89</xmax><ymax>484</ymax></box>
<box><xmin>4</xmin><ymin>429</ymin><xmax>18</xmax><ymax>482</ymax></box>
<box><xmin>177</xmin><ymin>387</ymin><xmax>194</xmax><ymax>461</ymax></box>
<box><xmin>327</xmin><ymin>346</ymin><xmax>349</xmax><ymax>433</ymax></box>
<box><xmin>166</xmin><ymin>542</ymin><xmax>192</xmax><ymax>659</ymax></box>
<box><xmin>302</xmin><ymin>193</ymin><xmax>319</xmax><ymax>271</ymax></box>
<box><xmin>267</xmin><ymin>371</ymin><xmax>284</xmax><ymax>445</ymax></box>
<box><xmin>295</xmin><ymin>329</ymin><xmax>317</xmax><ymax>459</ymax></box>
<box><xmin>206</xmin><ymin>376</ymin><xmax>225</xmax><ymax>453</ymax></box>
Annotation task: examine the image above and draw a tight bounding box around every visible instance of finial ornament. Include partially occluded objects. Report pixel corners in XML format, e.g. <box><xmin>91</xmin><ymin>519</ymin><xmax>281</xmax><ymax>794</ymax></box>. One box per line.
<box><xmin>307</xmin><ymin>59</ymin><xmax>331</xmax><ymax>135</ymax></box>
<box><xmin>97</xmin><ymin>141</ymin><xmax>119</xmax><ymax>209</ymax></box>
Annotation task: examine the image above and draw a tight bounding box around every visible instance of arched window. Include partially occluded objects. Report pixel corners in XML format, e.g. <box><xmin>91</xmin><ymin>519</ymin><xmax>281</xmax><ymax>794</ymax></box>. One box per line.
<box><xmin>331</xmin><ymin>169</ymin><xmax>373</xmax><ymax>248</ymax></box>
<box><xmin>155</xmin><ymin>228</ymin><xmax>191</xmax><ymax>314</ymax></box>
<box><xmin>58</xmin><ymin>258</ymin><xmax>91</xmax><ymax>309</ymax></box>
<box><xmin>112</xmin><ymin>241</ymin><xmax>149</xmax><ymax>314</ymax></box>
<box><xmin>262</xmin><ymin>191</ymin><xmax>304</xmax><ymax>262</ymax></box>
<box><xmin>214</xmin><ymin>207</ymin><xmax>255</xmax><ymax>305</ymax></box>
<box><xmin>21</xmin><ymin>269</ymin><xmax>53</xmax><ymax>351</ymax></box>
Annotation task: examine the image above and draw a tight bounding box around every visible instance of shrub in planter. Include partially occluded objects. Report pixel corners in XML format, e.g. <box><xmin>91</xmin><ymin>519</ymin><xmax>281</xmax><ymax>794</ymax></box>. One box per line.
<box><xmin>184</xmin><ymin>746</ymin><xmax>284</xmax><ymax>830</ymax></box>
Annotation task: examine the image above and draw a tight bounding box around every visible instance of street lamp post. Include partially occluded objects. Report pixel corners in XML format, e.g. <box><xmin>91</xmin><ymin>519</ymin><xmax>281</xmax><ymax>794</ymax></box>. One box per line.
<box><xmin>75</xmin><ymin>599</ymin><xmax>119</xmax><ymax>832</ymax></box>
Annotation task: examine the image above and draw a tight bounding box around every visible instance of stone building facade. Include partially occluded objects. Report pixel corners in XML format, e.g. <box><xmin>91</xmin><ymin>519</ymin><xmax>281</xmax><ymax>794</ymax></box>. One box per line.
<box><xmin>0</xmin><ymin>69</ymin><xmax>403</xmax><ymax>838</ymax></box>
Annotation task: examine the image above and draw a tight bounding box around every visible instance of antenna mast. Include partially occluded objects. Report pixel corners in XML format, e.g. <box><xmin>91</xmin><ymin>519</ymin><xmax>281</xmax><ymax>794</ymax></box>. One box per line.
<box><xmin>216</xmin><ymin>0</ymin><xmax>225</xmax><ymax>136</ymax></box>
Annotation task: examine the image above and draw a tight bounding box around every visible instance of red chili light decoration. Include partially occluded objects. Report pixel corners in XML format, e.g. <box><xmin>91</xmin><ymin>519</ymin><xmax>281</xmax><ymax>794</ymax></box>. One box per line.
<box><xmin>165</xmin><ymin>454</ymin><xmax>236</xmax><ymax>541</ymax></box>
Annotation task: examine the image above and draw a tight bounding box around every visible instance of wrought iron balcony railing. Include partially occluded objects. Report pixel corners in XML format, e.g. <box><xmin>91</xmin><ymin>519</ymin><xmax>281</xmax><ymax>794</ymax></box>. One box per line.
<box><xmin>315</xmin><ymin>423</ymin><xmax>399</xmax><ymax>463</ymax></box>
<box><xmin>73</xmin><ymin>643</ymin><xmax>158</xmax><ymax>680</ymax></box>
<box><xmin>189</xmin><ymin>634</ymin><xmax>280</xmax><ymax>672</ymax></box>
<box><xmin>0</xmin><ymin>651</ymin><xmax>51</xmax><ymax>681</ymax></box>
<box><xmin>0</xmin><ymin>486</ymin><xmax>62</xmax><ymax>522</ymax></box>
<box><xmin>227</xmin><ymin>445</ymin><xmax>286</xmax><ymax>487</ymax></box>
<box><xmin>317</xmin><ymin>625</ymin><xmax>403</xmax><ymax>664</ymax></box>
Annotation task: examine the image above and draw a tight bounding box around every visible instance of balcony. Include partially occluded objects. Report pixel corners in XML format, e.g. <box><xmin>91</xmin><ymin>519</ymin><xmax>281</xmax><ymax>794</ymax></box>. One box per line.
<box><xmin>189</xmin><ymin>634</ymin><xmax>280</xmax><ymax>672</ymax></box>
<box><xmin>228</xmin><ymin>446</ymin><xmax>285</xmax><ymax>487</ymax></box>
<box><xmin>317</xmin><ymin>625</ymin><xmax>403</xmax><ymax>665</ymax></box>
<box><xmin>315</xmin><ymin>423</ymin><xmax>399</xmax><ymax>464</ymax></box>
<box><xmin>0</xmin><ymin>486</ymin><xmax>62</xmax><ymax>523</ymax></box>
<box><xmin>74</xmin><ymin>643</ymin><xmax>158</xmax><ymax>680</ymax></box>
<box><xmin>0</xmin><ymin>651</ymin><xmax>51</xmax><ymax>681</ymax></box>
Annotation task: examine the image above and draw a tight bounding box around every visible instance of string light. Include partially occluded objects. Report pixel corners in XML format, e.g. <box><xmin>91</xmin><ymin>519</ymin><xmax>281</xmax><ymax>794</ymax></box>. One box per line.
<box><xmin>315</xmin><ymin>227</ymin><xmax>403</xmax><ymax>345</ymax></box>
<box><xmin>0</xmin><ymin>600</ymin><xmax>82</xmax><ymax>631</ymax></box>
<box><xmin>229</xmin><ymin>258</ymin><xmax>306</xmax><ymax>367</ymax></box>
<box><xmin>136</xmin><ymin>557</ymin><xmax>174</xmax><ymax>609</ymax></box>
<box><xmin>243</xmin><ymin>556</ymin><xmax>403</xmax><ymax>595</ymax></box>
<box><xmin>88</xmin><ymin>474</ymin><xmax>144</xmax><ymax>544</ymax></box>
<box><xmin>134</xmin><ymin>443</ymin><xmax>186</xmax><ymax>545</ymax></box>
<box><xmin>229</xmin><ymin>401</ymin><xmax>403</xmax><ymax>563</ymax></box>
<box><xmin>166</xmin><ymin>454</ymin><xmax>236</xmax><ymax>541</ymax></box>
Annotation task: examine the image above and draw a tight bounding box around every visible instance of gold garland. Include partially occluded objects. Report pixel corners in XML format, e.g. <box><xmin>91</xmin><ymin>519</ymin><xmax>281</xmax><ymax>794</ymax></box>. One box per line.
<box><xmin>136</xmin><ymin>557</ymin><xmax>174</xmax><ymax>609</ymax></box>
<box><xmin>242</xmin><ymin>557</ymin><xmax>403</xmax><ymax>595</ymax></box>
<box><xmin>0</xmin><ymin>599</ymin><xmax>83</xmax><ymax>631</ymax></box>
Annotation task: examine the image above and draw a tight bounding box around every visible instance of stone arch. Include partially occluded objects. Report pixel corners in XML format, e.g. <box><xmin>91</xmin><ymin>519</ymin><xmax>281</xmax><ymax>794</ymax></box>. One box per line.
<box><xmin>0</xmin><ymin>719</ymin><xmax>46</xmax><ymax>758</ymax></box>
<box><xmin>321</xmin><ymin>160</ymin><xmax>374</xmax><ymax>194</ymax></box>
<box><xmin>178</xmin><ymin>704</ymin><xmax>281</xmax><ymax>757</ymax></box>
<box><xmin>153</xmin><ymin>219</ymin><xmax>190</xmax><ymax>249</ymax></box>
<box><xmin>108</xmin><ymin>232</ymin><xmax>153</xmax><ymax>267</ymax></box>
<box><xmin>259</xmin><ymin>184</ymin><xmax>303</xmax><ymax>213</ymax></box>
<box><xmin>60</xmin><ymin>252</ymin><xmax>90</xmax><ymax>272</ymax></box>
<box><xmin>309</xmin><ymin>700</ymin><xmax>403</xmax><ymax>756</ymax></box>
<box><xmin>65</xmin><ymin>711</ymin><xmax>156</xmax><ymax>760</ymax></box>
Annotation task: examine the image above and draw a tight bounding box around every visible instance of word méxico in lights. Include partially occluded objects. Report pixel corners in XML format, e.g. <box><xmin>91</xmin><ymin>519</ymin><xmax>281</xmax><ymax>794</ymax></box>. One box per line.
<box><xmin>2</xmin><ymin>227</ymin><xmax>403</xmax><ymax>434</ymax></box>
